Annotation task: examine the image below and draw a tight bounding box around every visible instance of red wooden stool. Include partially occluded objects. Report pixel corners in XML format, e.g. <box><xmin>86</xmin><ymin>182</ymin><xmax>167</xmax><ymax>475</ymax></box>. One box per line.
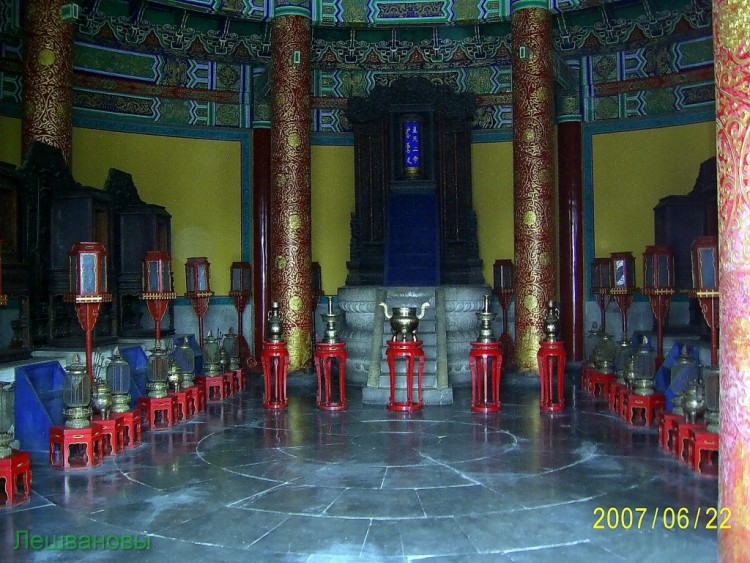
<box><xmin>625</xmin><ymin>393</ymin><xmax>665</xmax><ymax>426</ymax></box>
<box><xmin>0</xmin><ymin>450</ymin><xmax>32</xmax><ymax>506</ymax></box>
<box><xmin>618</xmin><ymin>388</ymin><xmax>633</xmax><ymax>420</ymax></box>
<box><xmin>169</xmin><ymin>390</ymin><xmax>193</xmax><ymax>422</ymax></box>
<box><xmin>196</xmin><ymin>375</ymin><xmax>226</xmax><ymax>402</ymax></box>
<box><xmin>659</xmin><ymin>412</ymin><xmax>684</xmax><ymax>453</ymax></box>
<box><xmin>386</xmin><ymin>340</ymin><xmax>425</xmax><ymax>413</ymax></box>
<box><xmin>582</xmin><ymin>365</ymin><xmax>593</xmax><ymax>394</ymax></box>
<box><xmin>689</xmin><ymin>428</ymin><xmax>720</xmax><ymax>474</ymax></box>
<box><xmin>138</xmin><ymin>396</ymin><xmax>177</xmax><ymax>430</ymax></box>
<box><xmin>469</xmin><ymin>340</ymin><xmax>504</xmax><ymax>413</ymax></box>
<box><xmin>262</xmin><ymin>341</ymin><xmax>290</xmax><ymax>409</ymax></box>
<box><xmin>676</xmin><ymin>420</ymin><xmax>707</xmax><ymax>463</ymax></box>
<box><xmin>49</xmin><ymin>424</ymin><xmax>104</xmax><ymax>469</ymax></box>
<box><xmin>588</xmin><ymin>371</ymin><xmax>617</xmax><ymax>399</ymax></box>
<box><xmin>608</xmin><ymin>382</ymin><xmax>625</xmax><ymax>412</ymax></box>
<box><xmin>92</xmin><ymin>416</ymin><xmax>125</xmax><ymax>456</ymax></box>
<box><xmin>232</xmin><ymin>368</ymin><xmax>246</xmax><ymax>392</ymax></box>
<box><xmin>314</xmin><ymin>342</ymin><xmax>348</xmax><ymax>411</ymax></box>
<box><xmin>537</xmin><ymin>340</ymin><xmax>566</xmax><ymax>412</ymax></box>
<box><xmin>223</xmin><ymin>371</ymin><xmax>237</xmax><ymax>397</ymax></box>
<box><xmin>113</xmin><ymin>409</ymin><xmax>142</xmax><ymax>448</ymax></box>
<box><xmin>184</xmin><ymin>385</ymin><xmax>206</xmax><ymax>413</ymax></box>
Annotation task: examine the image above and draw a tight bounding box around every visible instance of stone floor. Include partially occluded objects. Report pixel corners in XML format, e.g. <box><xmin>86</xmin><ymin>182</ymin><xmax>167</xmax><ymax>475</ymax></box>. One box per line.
<box><xmin>1</xmin><ymin>371</ymin><xmax>719</xmax><ymax>561</ymax></box>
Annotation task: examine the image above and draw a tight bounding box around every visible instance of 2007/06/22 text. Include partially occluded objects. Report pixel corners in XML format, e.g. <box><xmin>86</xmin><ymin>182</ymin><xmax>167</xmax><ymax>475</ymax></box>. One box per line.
<box><xmin>593</xmin><ymin>507</ymin><xmax>731</xmax><ymax>530</ymax></box>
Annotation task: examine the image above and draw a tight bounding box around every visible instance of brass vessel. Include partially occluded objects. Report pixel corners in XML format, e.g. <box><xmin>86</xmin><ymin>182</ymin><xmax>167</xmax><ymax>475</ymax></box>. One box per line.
<box><xmin>682</xmin><ymin>380</ymin><xmax>706</xmax><ymax>424</ymax></box>
<box><xmin>543</xmin><ymin>300</ymin><xmax>561</xmax><ymax>342</ymax></box>
<box><xmin>379</xmin><ymin>301</ymin><xmax>430</xmax><ymax>342</ymax></box>
<box><xmin>475</xmin><ymin>294</ymin><xmax>497</xmax><ymax>343</ymax></box>
<box><xmin>267</xmin><ymin>301</ymin><xmax>285</xmax><ymax>343</ymax></box>
<box><xmin>91</xmin><ymin>378</ymin><xmax>113</xmax><ymax>419</ymax></box>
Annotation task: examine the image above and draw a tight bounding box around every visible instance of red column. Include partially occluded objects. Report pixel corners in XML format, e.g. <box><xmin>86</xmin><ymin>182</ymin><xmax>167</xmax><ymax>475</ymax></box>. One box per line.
<box><xmin>253</xmin><ymin>128</ymin><xmax>271</xmax><ymax>364</ymax></box>
<box><xmin>269</xmin><ymin>4</ymin><xmax>313</xmax><ymax>370</ymax></box>
<box><xmin>22</xmin><ymin>0</ymin><xmax>74</xmax><ymax>162</ymax></box>
<box><xmin>714</xmin><ymin>1</ymin><xmax>750</xmax><ymax>559</ymax></box>
<box><xmin>512</xmin><ymin>3</ymin><xmax>556</xmax><ymax>372</ymax></box>
<box><xmin>557</xmin><ymin>119</ymin><xmax>584</xmax><ymax>361</ymax></box>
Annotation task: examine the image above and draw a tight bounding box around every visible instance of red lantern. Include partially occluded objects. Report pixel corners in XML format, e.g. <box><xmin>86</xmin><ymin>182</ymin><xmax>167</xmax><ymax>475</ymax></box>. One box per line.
<box><xmin>642</xmin><ymin>245</ymin><xmax>675</xmax><ymax>368</ymax></box>
<box><xmin>590</xmin><ymin>257</ymin><xmax>612</xmax><ymax>331</ymax></box>
<box><xmin>230</xmin><ymin>261</ymin><xmax>253</xmax><ymax>366</ymax></box>
<box><xmin>609</xmin><ymin>252</ymin><xmax>637</xmax><ymax>339</ymax></box>
<box><xmin>491</xmin><ymin>259</ymin><xmax>515</xmax><ymax>371</ymax></box>
<box><xmin>64</xmin><ymin>242</ymin><xmax>112</xmax><ymax>379</ymax></box>
<box><xmin>142</xmin><ymin>251</ymin><xmax>176</xmax><ymax>343</ymax></box>
<box><xmin>690</xmin><ymin>236</ymin><xmax>719</xmax><ymax>366</ymax></box>
<box><xmin>185</xmin><ymin>257</ymin><xmax>214</xmax><ymax>347</ymax></box>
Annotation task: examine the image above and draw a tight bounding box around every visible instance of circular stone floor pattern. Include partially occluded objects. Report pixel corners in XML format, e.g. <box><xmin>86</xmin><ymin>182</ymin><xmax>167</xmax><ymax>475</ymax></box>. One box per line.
<box><xmin>5</xmin><ymin>378</ymin><xmax>718</xmax><ymax>561</ymax></box>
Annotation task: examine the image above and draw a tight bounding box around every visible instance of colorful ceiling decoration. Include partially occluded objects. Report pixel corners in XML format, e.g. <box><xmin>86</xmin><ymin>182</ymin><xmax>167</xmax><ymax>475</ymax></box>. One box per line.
<box><xmin>0</xmin><ymin>0</ymin><xmax>715</xmax><ymax>132</ymax></box>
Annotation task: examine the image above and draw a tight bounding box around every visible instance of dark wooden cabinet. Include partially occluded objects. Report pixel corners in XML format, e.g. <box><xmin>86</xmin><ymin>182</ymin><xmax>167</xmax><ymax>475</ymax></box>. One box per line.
<box><xmin>105</xmin><ymin>168</ymin><xmax>172</xmax><ymax>337</ymax></box>
<box><xmin>653</xmin><ymin>158</ymin><xmax>717</xmax><ymax>290</ymax></box>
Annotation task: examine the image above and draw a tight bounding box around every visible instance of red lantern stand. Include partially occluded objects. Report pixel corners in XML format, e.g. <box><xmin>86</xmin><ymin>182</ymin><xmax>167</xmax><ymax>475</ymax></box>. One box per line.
<box><xmin>0</xmin><ymin>450</ymin><xmax>32</xmax><ymax>506</ymax></box>
<box><xmin>690</xmin><ymin>237</ymin><xmax>720</xmax><ymax>367</ymax></box>
<box><xmin>692</xmin><ymin>289</ymin><xmax>719</xmax><ymax>367</ymax></box>
<box><xmin>386</xmin><ymin>341</ymin><xmax>425</xmax><ymax>413</ymax></box>
<box><xmin>49</xmin><ymin>424</ymin><xmax>104</xmax><ymax>469</ymax></box>
<box><xmin>51</xmin><ymin>244</ymin><xmax>109</xmax><ymax>470</ymax></box>
<box><xmin>185</xmin><ymin>257</ymin><xmax>214</xmax><ymax>348</ymax></box>
<box><xmin>142</xmin><ymin>251</ymin><xmax>176</xmax><ymax>343</ymax></box>
<box><xmin>469</xmin><ymin>341</ymin><xmax>504</xmax><ymax>413</ymax></box>
<box><xmin>314</xmin><ymin>342</ymin><xmax>348</xmax><ymax>411</ymax></box>
<box><xmin>230</xmin><ymin>261</ymin><xmax>256</xmax><ymax>369</ymax></box>
<box><xmin>492</xmin><ymin>288</ymin><xmax>516</xmax><ymax>372</ymax></box>
<box><xmin>642</xmin><ymin>245</ymin><xmax>675</xmax><ymax>369</ymax></box>
<box><xmin>113</xmin><ymin>408</ymin><xmax>143</xmax><ymax>448</ymax></box>
<box><xmin>537</xmin><ymin>340</ymin><xmax>566</xmax><ymax>412</ymax></box>
<box><xmin>261</xmin><ymin>341</ymin><xmax>290</xmax><ymax>409</ymax></box>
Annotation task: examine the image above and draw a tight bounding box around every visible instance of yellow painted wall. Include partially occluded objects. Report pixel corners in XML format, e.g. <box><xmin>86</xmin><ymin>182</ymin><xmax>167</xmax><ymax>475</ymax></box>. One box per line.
<box><xmin>472</xmin><ymin>141</ymin><xmax>515</xmax><ymax>284</ymax></box>
<box><xmin>72</xmin><ymin>128</ymin><xmax>242</xmax><ymax>295</ymax></box>
<box><xmin>0</xmin><ymin>116</ymin><xmax>22</xmax><ymax>165</ymax></box>
<box><xmin>593</xmin><ymin>121</ymin><xmax>716</xmax><ymax>284</ymax></box>
<box><xmin>311</xmin><ymin>145</ymin><xmax>355</xmax><ymax>295</ymax></box>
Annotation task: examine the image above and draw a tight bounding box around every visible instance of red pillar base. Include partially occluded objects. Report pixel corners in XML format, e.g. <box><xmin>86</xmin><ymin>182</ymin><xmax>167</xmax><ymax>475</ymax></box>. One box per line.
<box><xmin>386</xmin><ymin>341</ymin><xmax>425</xmax><ymax>413</ymax></box>
<box><xmin>469</xmin><ymin>341</ymin><xmax>503</xmax><ymax>413</ymax></box>
<box><xmin>138</xmin><ymin>396</ymin><xmax>177</xmax><ymax>430</ymax></box>
<box><xmin>262</xmin><ymin>341</ymin><xmax>290</xmax><ymax>409</ymax></box>
<box><xmin>625</xmin><ymin>393</ymin><xmax>665</xmax><ymax>426</ymax></box>
<box><xmin>49</xmin><ymin>425</ymin><xmax>104</xmax><ymax>469</ymax></box>
<box><xmin>92</xmin><ymin>416</ymin><xmax>125</xmax><ymax>456</ymax></box>
<box><xmin>314</xmin><ymin>342</ymin><xmax>348</xmax><ymax>411</ymax></box>
<box><xmin>537</xmin><ymin>341</ymin><xmax>566</xmax><ymax>412</ymax></box>
<box><xmin>0</xmin><ymin>450</ymin><xmax>32</xmax><ymax>506</ymax></box>
<box><xmin>196</xmin><ymin>375</ymin><xmax>226</xmax><ymax>402</ymax></box>
<box><xmin>113</xmin><ymin>409</ymin><xmax>143</xmax><ymax>448</ymax></box>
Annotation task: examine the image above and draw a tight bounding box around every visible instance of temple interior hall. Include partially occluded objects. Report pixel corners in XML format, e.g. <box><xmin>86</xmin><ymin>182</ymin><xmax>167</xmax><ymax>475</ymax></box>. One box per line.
<box><xmin>0</xmin><ymin>0</ymin><xmax>747</xmax><ymax>560</ymax></box>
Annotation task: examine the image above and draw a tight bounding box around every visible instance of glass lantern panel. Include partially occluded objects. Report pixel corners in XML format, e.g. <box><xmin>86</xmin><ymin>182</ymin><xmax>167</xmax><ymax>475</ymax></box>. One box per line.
<box><xmin>148</xmin><ymin>353</ymin><xmax>169</xmax><ymax>383</ymax></box>
<box><xmin>232</xmin><ymin>268</ymin><xmax>242</xmax><ymax>291</ymax></box>
<box><xmin>198</xmin><ymin>264</ymin><xmax>208</xmax><ymax>291</ymax></box>
<box><xmin>81</xmin><ymin>253</ymin><xmax>98</xmax><ymax>294</ymax></box>
<box><xmin>63</xmin><ymin>373</ymin><xmax>91</xmax><ymax>408</ymax></box>
<box><xmin>645</xmin><ymin>259</ymin><xmax>654</xmax><ymax>288</ymax></box>
<box><xmin>106</xmin><ymin>359</ymin><xmax>131</xmax><ymax>394</ymax></box>
<box><xmin>148</xmin><ymin>261</ymin><xmax>161</xmax><ymax>291</ymax></box>
<box><xmin>657</xmin><ymin>255</ymin><xmax>671</xmax><ymax>287</ymax></box>
<box><xmin>0</xmin><ymin>386</ymin><xmax>14</xmax><ymax>433</ymax></box>
<box><xmin>614</xmin><ymin>259</ymin><xmax>626</xmax><ymax>287</ymax></box>
<box><xmin>186</xmin><ymin>266</ymin><xmax>195</xmax><ymax>292</ymax></box>
<box><xmin>700</xmin><ymin>248</ymin><xmax>717</xmax><ymax>289</ymax></box>
<box><xmin>69</xmin><ymin>255</ymin><xmax>77</xmax><ymax>292</ymax></box>
<box><xmin>242</xmin><ymin>269</ymin><xmax>251</xmax><ymax>291</ymax></box>
<box><xmin>102</xmin><ymin>255</ymin><xmax>108</xmax><ymax>292</ymax></box>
